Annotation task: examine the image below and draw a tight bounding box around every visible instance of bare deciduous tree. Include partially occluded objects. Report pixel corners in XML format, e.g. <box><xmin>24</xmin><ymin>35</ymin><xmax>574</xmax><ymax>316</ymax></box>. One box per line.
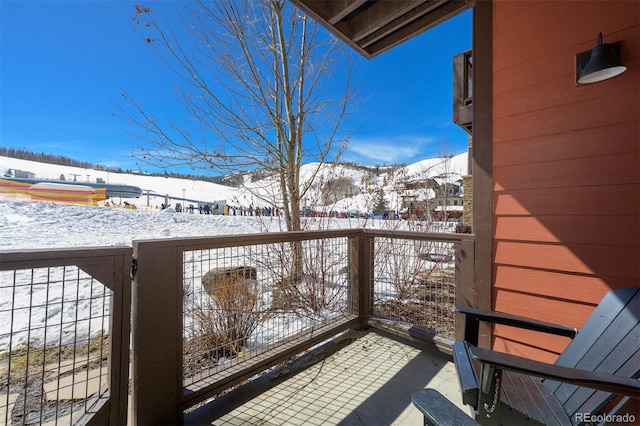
<box><xmin>122</xmin><ymin>0</ymin><xmax>354</xmax><ymax>232</ymax></box>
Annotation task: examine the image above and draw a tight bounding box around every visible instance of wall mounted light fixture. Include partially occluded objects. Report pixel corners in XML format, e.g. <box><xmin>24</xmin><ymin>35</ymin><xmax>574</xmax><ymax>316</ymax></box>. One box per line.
<box><xmin>576</xmin><ymin>33</ymin><xmax>626</xmax><ymax>84</ymax></box>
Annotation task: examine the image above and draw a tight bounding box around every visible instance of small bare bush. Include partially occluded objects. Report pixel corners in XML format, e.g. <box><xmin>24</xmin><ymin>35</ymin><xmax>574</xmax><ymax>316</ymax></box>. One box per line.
<box><xmin>201</xmin><ymin>267</ymin><xmax>260</xmax><ymax>354</ymax></box>
<box><xmin>262</xmin><ymin>240</ymin><xmax>346</xmax><ymax>316</ymax></box>
<box><xmin>183</xmin><ymin>267</ymin><xmax>261</xmax><ymax>375</ymax></box>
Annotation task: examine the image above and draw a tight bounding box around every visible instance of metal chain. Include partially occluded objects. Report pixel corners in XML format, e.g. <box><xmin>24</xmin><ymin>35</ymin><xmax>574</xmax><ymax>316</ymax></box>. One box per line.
<box><xmin>483</xmin><ymin>372</ymin><xmax>500</xmax><ymax>417</ymax></box>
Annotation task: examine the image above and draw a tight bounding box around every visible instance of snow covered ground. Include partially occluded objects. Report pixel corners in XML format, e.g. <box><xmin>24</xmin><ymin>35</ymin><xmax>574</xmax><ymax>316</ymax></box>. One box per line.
<box><xmin>1</xmin><ymin>199</ymin><xmax>278</xmax><ymax>249</ymax></box>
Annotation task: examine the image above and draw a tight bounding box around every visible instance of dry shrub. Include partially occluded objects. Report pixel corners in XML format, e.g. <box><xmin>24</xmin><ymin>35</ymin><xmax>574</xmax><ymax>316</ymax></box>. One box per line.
<box><xmin>271</xmin><ymin>275</ymin><xmax>300</xmax><ymax>311</ymax></box>
<box><xmin>183</xmin><ymin>267</ymin><xmax>263</xmax><ymax>377</ymax></box>
<box><xmin>376</xmin><ymin>266</ymin><xmax>456</xmax><ymax>339</ymax></box>
<box><xmin>199</xmin><ymin>267</ymin><xmax>260</xmax><ymax>357</ymax></box>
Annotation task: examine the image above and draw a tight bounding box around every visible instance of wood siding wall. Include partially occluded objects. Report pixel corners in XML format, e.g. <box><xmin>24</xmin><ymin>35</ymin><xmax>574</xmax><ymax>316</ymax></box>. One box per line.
<box><xmin>491</xmin><ymin>0</ymin><xmax>639</xmax><ymax>362</ymax></box>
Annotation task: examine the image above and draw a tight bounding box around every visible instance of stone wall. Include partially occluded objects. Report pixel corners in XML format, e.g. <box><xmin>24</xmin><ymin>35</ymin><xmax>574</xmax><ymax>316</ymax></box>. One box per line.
<box><xmin>462</xmin><ymin>174</ymin><xmax>472</xmax><ymax>229</ymax></box>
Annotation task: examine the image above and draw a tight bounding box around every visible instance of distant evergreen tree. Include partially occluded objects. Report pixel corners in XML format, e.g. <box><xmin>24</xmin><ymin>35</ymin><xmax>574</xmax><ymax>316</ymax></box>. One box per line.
<box><xmin>373</xmin><ymin>190</ymin><xmax>388</xmax><ymax>215</ymax></box>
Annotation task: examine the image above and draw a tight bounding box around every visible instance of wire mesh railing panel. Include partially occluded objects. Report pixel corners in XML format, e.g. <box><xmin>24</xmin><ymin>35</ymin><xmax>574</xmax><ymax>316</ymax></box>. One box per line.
<box><xmin>181</xmin><ymin>236</ymin><xmax>354</xmax><ymax>385</ymax></box>
<box><xmin>371</xmin><ymin>237</ymin><xmax>457</xmax><ymax>340</ymax></box>
<box><xmin>0</xmin><ymin>265</ymin><xmax>111</xmax><ymax>426</ymax></box>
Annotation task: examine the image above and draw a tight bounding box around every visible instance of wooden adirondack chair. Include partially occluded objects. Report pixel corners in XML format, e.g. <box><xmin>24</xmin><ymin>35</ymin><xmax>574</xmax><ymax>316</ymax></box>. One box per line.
<box><xmin>449</xmin><ymin>286</ymin><xmax>640</xmax><ymax>425</ymax></box>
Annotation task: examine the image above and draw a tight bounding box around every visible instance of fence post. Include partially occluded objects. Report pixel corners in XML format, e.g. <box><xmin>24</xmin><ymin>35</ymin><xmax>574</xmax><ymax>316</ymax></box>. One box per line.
<box><xmin>455</xmin><ymin>238</ymin><xmax>475</xmax><ymax>342</ymax></box>
<box><xmin>108</xmin><ymin>252</ymin><xmax>132</xmax><ymax>425</ymax></box>
<box><xmin>131</xmin><ymin>241</ymin><xmax>182</xmax><ymax>425</ymax></box>
<box><xmin>348</xmin><ymin>235</ymin><xmax>358</xmax><ymax>319</ymax></box>
<box><xmin>359</xmin><ymin>231</ymin><xmax>374</xmax><ymax>327</ymax></box>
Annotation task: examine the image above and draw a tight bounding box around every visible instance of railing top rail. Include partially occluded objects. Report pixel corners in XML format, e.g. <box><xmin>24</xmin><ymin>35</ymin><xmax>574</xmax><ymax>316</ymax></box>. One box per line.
<box><xmin>362</xmin><ymin>229</ymin><xmax>475</xmax><ymax>242</ymax></box>
<box><xmin>132</xmin><ymin>228</ymin><xmax>475</xmax><ymax>254</ymax></box>
<box><xmin>0</xmin><ymin>230</ymin><xmax>474</xmax><ymax>267</ymax></box>
<box><xmin>0</xmin><ymin>246</ymin><xmax>133</xmax><ymax>270</ymax></box>
<box><xmin>132</xmin><ymin>229</ymin><xmax>363</xmax><ymax>253</ymax></box>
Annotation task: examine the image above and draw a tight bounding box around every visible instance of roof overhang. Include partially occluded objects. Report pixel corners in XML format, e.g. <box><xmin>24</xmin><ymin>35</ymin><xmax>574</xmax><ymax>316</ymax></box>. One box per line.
<box><xmin>288</xmin><ymin>0</ymin><xmax>475</xmax><ymax>59</ymax></box>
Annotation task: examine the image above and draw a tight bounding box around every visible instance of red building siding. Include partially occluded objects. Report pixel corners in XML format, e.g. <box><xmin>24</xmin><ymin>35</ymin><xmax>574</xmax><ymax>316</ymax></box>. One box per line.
<box><xmin>491</xmin><ymin>0</ymin><xmax>639</xmax><ymax>362</ymax></box>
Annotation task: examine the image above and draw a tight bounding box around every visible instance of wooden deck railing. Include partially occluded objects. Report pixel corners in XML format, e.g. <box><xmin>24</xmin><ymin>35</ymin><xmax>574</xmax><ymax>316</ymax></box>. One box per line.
<box><xmin>0</xmin><ymin>247</ymin><xmax>131</xmax><ymax>426</ymax></box>
<box><xmin>0</xmin><ymin>229</ymin><xmax>473</xmax><ymax>425</ymax></box>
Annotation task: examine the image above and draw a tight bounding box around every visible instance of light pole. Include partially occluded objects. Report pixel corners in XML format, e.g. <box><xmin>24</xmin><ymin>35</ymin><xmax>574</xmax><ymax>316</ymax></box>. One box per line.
<box><xmin>182</xmin><ymin>189</ymin><xmax>186</xmax><ymax>213</ymax></box>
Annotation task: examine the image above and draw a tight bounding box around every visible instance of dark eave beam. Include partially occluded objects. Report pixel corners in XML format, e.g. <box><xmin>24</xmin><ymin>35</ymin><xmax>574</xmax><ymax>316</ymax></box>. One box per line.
<box><xmin>328</xmin><ymin>0</ymin><xmax>368</xmax><ymax>25</ymax></box>
<box><xmin>346</xmin><ymin>0</ymin><xmax>433</xmax><ymax>42</ymax></box>
<box><xmin>361</xmin><ymin>0</ymin><xmax>474</xmax><ymax>57</ymax></box>
<box><xmin>288</xmin><ymin>0</ymin><xmax>475</xmax><ymax>59</ymax></box>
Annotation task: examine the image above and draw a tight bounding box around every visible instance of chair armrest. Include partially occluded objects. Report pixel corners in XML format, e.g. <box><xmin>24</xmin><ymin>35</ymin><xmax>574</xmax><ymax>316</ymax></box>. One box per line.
<box><xmin>412</xmin><ymin>388</ymin><xmax>479</xmax><ymax>426</ymax></box>
<box><xmin>466</xmin><ymin>342</ymin><xmax>640</xmax><ymax>399</ymax></box>
<box><xmin>452</xmin><ymin>341</ymin><xmax>479</xmax><ymax>408</ymax></box>
<box><xmin>456</xmin><ymin>306</ymin><xmax>578</xmax><ymax>344</ymax></box>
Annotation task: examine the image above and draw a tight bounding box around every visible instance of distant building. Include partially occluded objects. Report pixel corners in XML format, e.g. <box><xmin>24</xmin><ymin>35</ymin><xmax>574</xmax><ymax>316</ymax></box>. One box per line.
<box><xmin>7</xmin><ymin>169</ymin><xmax>36</xmax><ymax>179</ymax></box>
<box><xmin>399</xmin><ymin>177</ymin><xmax>464</xmax><ymax>221</ymax></box>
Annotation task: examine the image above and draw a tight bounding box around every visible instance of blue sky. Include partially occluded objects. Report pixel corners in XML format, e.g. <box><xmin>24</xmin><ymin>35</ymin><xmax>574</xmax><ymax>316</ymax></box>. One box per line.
<box><xmin>1</xmin><ymin>1</ymin><xmax>472</xmax><ymax>174</ymax></box>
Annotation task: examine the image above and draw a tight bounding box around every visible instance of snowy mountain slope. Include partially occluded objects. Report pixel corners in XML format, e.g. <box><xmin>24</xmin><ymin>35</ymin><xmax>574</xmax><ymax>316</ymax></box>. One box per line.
<box><xmin>0</xmin><ymin>152</ymin><xmax>468</xmax><ymax>211</ymax></box>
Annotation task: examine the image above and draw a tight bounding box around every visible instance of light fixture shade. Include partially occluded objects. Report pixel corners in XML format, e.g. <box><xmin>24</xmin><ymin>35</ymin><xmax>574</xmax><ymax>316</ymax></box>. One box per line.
<box><xmin>578</xmin><ymin>33</ymin><xmax>626</xmax><ymax>84</ymax></box>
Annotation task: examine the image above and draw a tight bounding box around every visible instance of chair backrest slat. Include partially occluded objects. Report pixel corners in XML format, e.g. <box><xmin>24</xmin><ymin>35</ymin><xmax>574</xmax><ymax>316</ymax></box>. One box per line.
<box><xmin>552</xmin><ymin>288</ymin><xmax>639</xmax><ymax>372</ymax></box>
<box><xmin>544</xmin><ymin>287</ymin><xmax>640</xmax><ymax>415</ymax></box>
<box><xmin>564</xmin><ymin>348</ymin><xmax>640</xmax><ymax>419</ymax></box>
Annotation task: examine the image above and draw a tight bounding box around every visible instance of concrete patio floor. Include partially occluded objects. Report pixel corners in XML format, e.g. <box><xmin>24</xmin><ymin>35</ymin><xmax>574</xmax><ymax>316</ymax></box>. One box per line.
<box><xmin>184</xmin><ymin>330</ymin><xmax>473</xmax><ymax>425</ymax></box>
